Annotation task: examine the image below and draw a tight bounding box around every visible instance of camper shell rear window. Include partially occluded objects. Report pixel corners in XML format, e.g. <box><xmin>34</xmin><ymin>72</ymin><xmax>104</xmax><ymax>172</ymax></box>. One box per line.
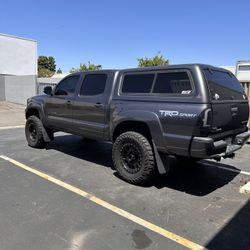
<box><xmin>203</xmin><ymin>69</ymin><xmax>245</xmax><ymax>101</ymax></box>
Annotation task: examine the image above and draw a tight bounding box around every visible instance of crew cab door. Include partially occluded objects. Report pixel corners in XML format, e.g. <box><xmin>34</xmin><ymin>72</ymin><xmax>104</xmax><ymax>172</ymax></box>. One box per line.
<box><xmin>203</xmin><ymin>69</ymin><xmax>249</xmax><ymax>134</ymax></box>
<box><xmin>44</xmin><ymin>74</ymin><xmax>81</xmax><ymax>130</ymax></box>
<box><xmin>70</xmin><ymin>73</ymin><xmax>111</xmax><ymax>139</ymax></box>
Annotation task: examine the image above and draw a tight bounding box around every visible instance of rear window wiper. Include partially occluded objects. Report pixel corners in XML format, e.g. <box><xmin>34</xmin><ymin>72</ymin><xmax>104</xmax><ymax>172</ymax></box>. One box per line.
<box><xmin>205</xmin><ymin>68</ymin><xmax>213</xmax><ymax>74</ymax></box>
<box><xmin>227</xmin><ymin>72</ymin><xmax>233</xmax><ymax>78</ymax></box>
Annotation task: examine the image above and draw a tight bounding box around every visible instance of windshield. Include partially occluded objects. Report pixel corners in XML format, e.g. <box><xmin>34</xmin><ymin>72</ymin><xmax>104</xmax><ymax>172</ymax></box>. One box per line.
<box><xmin>203</xmin><ymin>69</ymin><xmax>245</xmax><ymax>101</ymax></box>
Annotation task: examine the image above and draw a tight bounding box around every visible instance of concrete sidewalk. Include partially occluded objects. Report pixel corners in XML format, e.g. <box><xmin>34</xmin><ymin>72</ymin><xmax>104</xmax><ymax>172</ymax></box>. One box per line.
<box><xmin>0</xmin><ymin>101</ymin><xmax>25</xmax><ymax>127</ymax></box>
<box><xmin>240</xmin><ymin>181</ymin><xmax>250</xmax><ymax>195</ymax></box>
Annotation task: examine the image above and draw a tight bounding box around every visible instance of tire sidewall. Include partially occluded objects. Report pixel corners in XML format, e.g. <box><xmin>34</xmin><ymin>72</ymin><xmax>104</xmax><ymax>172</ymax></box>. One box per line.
<box><xmin>113</xmin><ymin>132</ymin><xmax>155</xmax><ymax>184</ymax></box>
<box><xmin>115</xmin><ymin>136</ymin><xmax>146</xmax><ymax>179</ymax></box>
<box><xmin>25</xmin><ymin>116</ymin><xmax>46</xmax><ymax>148</ymax></box>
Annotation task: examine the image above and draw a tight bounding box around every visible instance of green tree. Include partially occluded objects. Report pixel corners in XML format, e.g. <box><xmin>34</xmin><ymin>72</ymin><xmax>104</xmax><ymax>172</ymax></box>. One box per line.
<box><xmin>137</xmin><ymin>52</ymin><xmax>169</xmax><ymax>68</ymax></box>
<box><xmin>70</xmin><ymin>61</ymin><xmax>102</xmax><ymax>73</ymax></box>
<box><xmin>57</xmin><ymin>68</ymin><xmax>62</xmax><ymax>74</ymax></box>
<box><xmin>38</xmin><ymin>56</ymin><xmax>56</xmax><ymax>77</ymax></box>
<box><xmin>38</xmin><ymin>68</ymin><xmax>55</xmax><ymax>77</ymax></box>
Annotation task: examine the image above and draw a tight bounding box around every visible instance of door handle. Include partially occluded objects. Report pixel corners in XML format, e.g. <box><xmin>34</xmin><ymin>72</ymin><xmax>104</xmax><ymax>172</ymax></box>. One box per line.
<box><xmin>231</xmin><ymin>106</ymin><xmax>238</xmax><ymax>116</ymax></box>
<box><xmin>66</xmin><ymin>100</ymin><xmax>71</xmax><ymax>105</ymax></box>
<box><xmin>95</xmin><ymin>102</ymin><xmax>103</xmax><ymax>108</ymax></box>
<box><xmin>231</xmin><ymin>107</ymin><xmax>238</xmax><ymax>112</ymax></box>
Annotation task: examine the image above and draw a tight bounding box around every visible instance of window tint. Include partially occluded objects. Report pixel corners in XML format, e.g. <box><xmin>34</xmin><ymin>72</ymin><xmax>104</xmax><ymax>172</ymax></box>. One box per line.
<box><xmin>203</xmin><ymin>69</ymin><xmax>245</xmax><ymax>100</ymax></box>
<box><xmin>239</xmin><ymin>65</ymin><xmax>250</xmax><ymax>71</ymax></box>
<box><xmin>153</xmin><ymin>72</ymin><xmax>192</xmax><ymax>94</ymax></box>
<box><xmin>54</xmin><ymin>75</ymin><xmax>79</xmax><ymax>95</ymax></box>
<box><xmin>122</xmin><ymin>74</ymin><xmax>154</xmax><ymax>93</ymax></box>
<box><xmin>80</xmin><ymin>74</ymin><xmax>107</xmax><ymax>95</ymax></box>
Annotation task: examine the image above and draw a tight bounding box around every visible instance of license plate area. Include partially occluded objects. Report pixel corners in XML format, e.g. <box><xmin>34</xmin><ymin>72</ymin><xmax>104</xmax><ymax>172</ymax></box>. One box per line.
<box><xmin>225</xmin><ymin>137</ymin><xmax>232</xmax><ymax>145</ymax></box>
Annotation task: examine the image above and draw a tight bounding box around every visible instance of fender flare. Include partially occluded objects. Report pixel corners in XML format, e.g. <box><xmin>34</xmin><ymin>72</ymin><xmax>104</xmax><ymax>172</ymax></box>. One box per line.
<box><xmin>111</xmin><ymin>110</ymin><xmax>169</xmax><ymax>174</ymax></box>
<box><xmin>26</xmin><ymin>103</ymin><xmax>52</xmax><ymax>142</ymax></box>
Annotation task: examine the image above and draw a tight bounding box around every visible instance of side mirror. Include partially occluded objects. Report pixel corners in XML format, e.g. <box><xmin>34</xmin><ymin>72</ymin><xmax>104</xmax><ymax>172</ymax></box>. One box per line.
<box><xmin>54</xmin><ymin>89</ymin><xmax>68</xmax><ymax>96</ymax></box>
<box><xmin>44</xmin><ymin>86</ymin><xmax>53</xmax><ymax>95</ymax></box>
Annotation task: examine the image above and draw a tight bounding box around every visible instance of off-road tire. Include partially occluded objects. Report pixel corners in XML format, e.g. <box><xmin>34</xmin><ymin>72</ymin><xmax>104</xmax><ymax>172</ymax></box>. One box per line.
<box><xmin>25</xmin><ymin>115</ymin><xmax>48</xmax><ymax>148</ymax></box>
<box><xmin>112</xmin><ymin>131</ymin><xmax>156</xmax><ymax>185</ymax></box>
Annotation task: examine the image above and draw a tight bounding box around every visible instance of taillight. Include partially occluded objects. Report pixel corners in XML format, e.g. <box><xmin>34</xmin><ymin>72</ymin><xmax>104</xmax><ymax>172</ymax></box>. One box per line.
<box><xmin>202</xmin><ymin>108</ymin><xmax>212</xmax><ymax>128</ymax></box>
<box><xmin>193</xmin><ymin>108</ymin><xmax>212</xmax><ymax>136</ymax></box>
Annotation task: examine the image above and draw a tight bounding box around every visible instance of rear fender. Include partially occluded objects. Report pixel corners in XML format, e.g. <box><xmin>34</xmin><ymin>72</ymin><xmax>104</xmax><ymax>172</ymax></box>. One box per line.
<box><xmin>111</xmin><ymin>110</ymin><xmax>165</xmax><ymax>150</ymax></box>
<box><xmin>111</xmin><ymin>111</ymin><xmax>169</xmax><ymax>174</ymax></box>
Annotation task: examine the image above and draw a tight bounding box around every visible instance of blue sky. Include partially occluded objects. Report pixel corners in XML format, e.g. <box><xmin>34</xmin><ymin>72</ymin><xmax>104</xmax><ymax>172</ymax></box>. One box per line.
<box><xmin>0</xmin><ymin>0</ymin><xmax>249</xmax><ymax>71</ymax></box>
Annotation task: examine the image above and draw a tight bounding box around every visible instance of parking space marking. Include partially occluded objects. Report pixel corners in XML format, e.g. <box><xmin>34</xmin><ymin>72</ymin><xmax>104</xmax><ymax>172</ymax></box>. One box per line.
<box><xmin>0</xmin><ymin>125</ymin><xmax>25</xmax><ymax>130</ymax></box>
<box><xmin>217</xmin><ymin>166</ymin><xmax>250</xmax><ymax>176</ymax></box>
<box><xmin>202</xmin><ymin>161</ymin><xmax>250</xmax><ymax>176</ymax></box>
<box><xmin>0</xmin><ymin>155</ymin><xmax>205</xmax><ymax>250</ymax></box>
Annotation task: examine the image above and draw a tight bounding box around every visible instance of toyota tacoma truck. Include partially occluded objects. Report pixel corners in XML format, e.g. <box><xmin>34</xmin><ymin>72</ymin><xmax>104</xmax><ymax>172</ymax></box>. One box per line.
<box><xmin>25</xmin><ymin>64</ymin><xmax>250</xmax><ymax>184</ymax></box>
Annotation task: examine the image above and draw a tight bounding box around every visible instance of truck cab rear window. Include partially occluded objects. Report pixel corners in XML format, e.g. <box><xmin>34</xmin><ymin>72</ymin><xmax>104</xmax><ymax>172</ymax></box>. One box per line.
<box><xmin>203</xmin><ymin>69</ymin><xmax>245</xmax><ymax>101</ymax></box>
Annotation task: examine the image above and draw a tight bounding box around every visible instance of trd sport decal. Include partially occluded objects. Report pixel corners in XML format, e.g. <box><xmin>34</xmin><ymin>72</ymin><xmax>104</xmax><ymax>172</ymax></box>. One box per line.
<box><xmin>159</xmin><ymin>110</ymin><xmax>197</xmax><ymax>118</ymax></box>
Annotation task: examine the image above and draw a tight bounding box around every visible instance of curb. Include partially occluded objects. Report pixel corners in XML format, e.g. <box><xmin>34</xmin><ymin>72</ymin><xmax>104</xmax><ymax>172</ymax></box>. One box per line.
<box><xmin>240</xmin><ymin>181</ymin><xmax>250</xmax><ymax>195</ymax></box>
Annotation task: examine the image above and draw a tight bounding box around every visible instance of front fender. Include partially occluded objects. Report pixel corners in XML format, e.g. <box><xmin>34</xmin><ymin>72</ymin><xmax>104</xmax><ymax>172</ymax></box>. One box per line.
<box><xmin>26</xmin><ymin>99</ymin><xmax>47</xmax><ymax>126</ymax></box>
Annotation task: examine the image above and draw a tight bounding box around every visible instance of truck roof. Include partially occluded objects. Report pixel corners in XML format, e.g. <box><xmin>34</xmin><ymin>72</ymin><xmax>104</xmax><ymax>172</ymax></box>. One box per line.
<box><xmin>120</xmin><ymin>63</ymin><xmax>226</xmax><ymax>73</ymax></box>
<box><xmin>68</xmin><ymin>64</ymin><xmax>229</xmax><ymax>76</ymax></box>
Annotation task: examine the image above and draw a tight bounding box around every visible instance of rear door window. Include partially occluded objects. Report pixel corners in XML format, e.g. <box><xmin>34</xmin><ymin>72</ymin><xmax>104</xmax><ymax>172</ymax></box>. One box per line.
<box><xmin>80</xmin><ymin>74</ymin><xmax>107</xmax><ymax>96</ymax></box>
<box><xmin>203</xmin><ymin>69</ymin><xmax>245</xmax><ymax>101</ymax></box>
<box><xmin>153</xmin><ymin>72</ymin><xmax>192</xmax><ymax>94</ymax></box>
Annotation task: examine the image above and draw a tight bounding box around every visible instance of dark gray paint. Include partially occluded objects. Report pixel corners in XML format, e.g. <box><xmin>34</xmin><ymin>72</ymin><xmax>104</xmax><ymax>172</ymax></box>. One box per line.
<box><xmin>26</xmin><ymin>64</ymin><xmax>250</xmax><ymax>161</ymax></box>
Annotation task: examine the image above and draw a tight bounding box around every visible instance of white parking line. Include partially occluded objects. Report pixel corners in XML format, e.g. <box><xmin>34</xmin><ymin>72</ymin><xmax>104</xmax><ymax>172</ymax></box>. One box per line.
<box><xmin>0</xmin><ymin>125</ymin><xmax>25</xmax><ymax>130</ymax></box>
<box><xmin>202</xmin><ymin>161</ymin><xmax>250</xmax><ymax>176</ymax></box>
<box><xmin>0</xmin><ymin>155</ymin><xmax>205</xmax><ymax>250</ymax></box>
<box><xmin>217</xmin><ymin>166</ymin><xmax>250</xmax><ymax>176</ymax></box>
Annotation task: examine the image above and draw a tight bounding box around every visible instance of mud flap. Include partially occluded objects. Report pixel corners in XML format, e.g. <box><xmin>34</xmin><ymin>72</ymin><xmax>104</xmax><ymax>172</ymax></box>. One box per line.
<box><xmin>152</xmin><ymin>140</ymin><xmax>170</xmax><ymax>174</ymax></box>
<box><xmin>41</xmin><ymin>126</ymin><xmax>54</xmax><ymax>142</ymax></box>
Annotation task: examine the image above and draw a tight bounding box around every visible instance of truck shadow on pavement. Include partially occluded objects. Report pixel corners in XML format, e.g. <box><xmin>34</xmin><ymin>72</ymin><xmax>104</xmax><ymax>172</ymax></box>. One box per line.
<box><xmin>46</xmin><ymin>134</ymin><xmax>115</xmax><ymax>169</ymax></box>
<box><xmin>46</xmin><ymin>134</ymin><xmax>239</xmax><ymax>196</ymax></box>
<box><xmin>153</xmin><ymin>160</ymin><xmax>239</xmax><ymax>196</ymax></box>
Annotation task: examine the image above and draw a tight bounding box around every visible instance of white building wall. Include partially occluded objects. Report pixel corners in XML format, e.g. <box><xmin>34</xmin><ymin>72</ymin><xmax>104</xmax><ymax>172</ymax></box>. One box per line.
<box><xmin>4</xmin><ymin>75</ymin><xmax>36</xmax><ymax>104</ymax></box>
<box><xmin>220</xmin><ymin>66</ymin><xmax>236</xmax><ymax>75</ymax></box>
<box><xmin>221</xmin><ymin>62</ymin><xmax>250</xmax><ymax>82</ymax></box>
<box><xmin>0</xmin><ymin>33</ymin><xmax>37</xmax><ymax>76</ymax></box>
<box><xmin>0</xmin><ymin>33</ymin><xmax>37</xmax><ymax>104</ymax></box>
<box><xmin>0</xmin><ymin>75</ymin><xmax>5</xmax><ymax>101</ymax></box>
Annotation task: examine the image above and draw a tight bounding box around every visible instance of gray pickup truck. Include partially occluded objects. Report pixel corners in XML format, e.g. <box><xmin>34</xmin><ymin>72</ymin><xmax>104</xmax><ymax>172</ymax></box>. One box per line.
<box><xmin>25</xmin><ymin>64</ymin><xmax>250</xmax><ymax>184</ymax></box>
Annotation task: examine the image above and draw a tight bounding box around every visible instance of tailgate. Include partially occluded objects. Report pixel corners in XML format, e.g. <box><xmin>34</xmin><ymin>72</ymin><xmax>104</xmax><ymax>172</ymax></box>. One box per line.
<box><xmin>203</xmin><ymin>69</ymin><xmax>249</xmax><ymax>134</ymax></box>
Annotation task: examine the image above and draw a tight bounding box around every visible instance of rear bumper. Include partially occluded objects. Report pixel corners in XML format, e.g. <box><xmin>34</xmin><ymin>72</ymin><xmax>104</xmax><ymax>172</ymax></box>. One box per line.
<box><xmin>190</xmin><ymin>129</ymin><xmax>250</xmax><ymax>159</ymax></box>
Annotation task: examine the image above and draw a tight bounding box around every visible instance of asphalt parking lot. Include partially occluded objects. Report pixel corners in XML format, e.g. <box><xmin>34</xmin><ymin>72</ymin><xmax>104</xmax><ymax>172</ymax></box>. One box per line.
<box><xmin>0</xmin><ymin>103</ymin><xmax>250</xmax><ymax>250</ymax></box>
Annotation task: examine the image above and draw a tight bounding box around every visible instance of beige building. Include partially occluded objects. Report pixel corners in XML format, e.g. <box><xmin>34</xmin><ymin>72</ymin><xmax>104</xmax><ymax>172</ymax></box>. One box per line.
<box><xmin>222</xmin><ymin>60</ymin><xmax>250</xmax><ymax>101</ymax></box>
<box><xmin>222</xmin><ymin>61</ymin><xmax>250</xmax><ymax>125</ymax></box>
